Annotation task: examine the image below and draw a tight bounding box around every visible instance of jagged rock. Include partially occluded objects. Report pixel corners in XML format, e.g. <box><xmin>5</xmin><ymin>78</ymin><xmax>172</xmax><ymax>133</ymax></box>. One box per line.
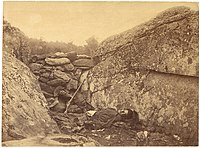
<box><xmin>53</xmin><ymin>70</ymin><xmax>71</xmax><ymax>82</ymax></box>
<box><xmin>71</xmin><ymin>91</ymin><xmax>93</xmax><ymax>112</ymax></box>
<box><xmin>47</xmin><ymin>78</ymin><xmax>66</xmax><ymax>87</ymax></box>
<box><xmin>73</xmin><ymin>59</ymin><xmax>94</xmax><ymax>68</ymax></box>
<box><xmin>40</xmin><ymin>72</ymin><xmax>51</xmax><ymax>78</ymax></box>
<box><xmin>49</xmin><ymin>112</ymin><xmax>88</xmax><ymax>133</ymax></box>
<box><xmin>51</xmin><ymin>51</ymin><xmax>78</xmax><ymax>62</ymax></box>
<box><xmin>89</xmin><ymin>6</ymin><xmax>198</xmax><ymax>145</ymax></box>
<box><xmin>36</xmin><ymin>60</ymin><xmax>46</xmax><ymax>65</ymax></box>
<box><xmin>2</xmin><ymin>51</ymin><xmax>60</xmax><ymax>142</ymax></box>
<box><xmin>40</xmin><ymin>82</ymin><xmax>55</xmax><ymax>94</ymax></box>
<box><xmin>63</xmin><ymin>63</ymin><xmax>75</xmax><ymax>72</ymax></box>
<box><xmin>38</xmin><ymin>76</ymin><xmax>49</xmax><ymax>83</ymax></box>
<box><xmin>2</xmin><ymin>134</ymin><xmax>100</xmax><ymax>146</ymax></box>
<box><xmin>31</xmin><ymin>54</ymin><xmax>46</xmax><ymax>62</ymax></box>
<box><xmin>66</xmin><ymin>51</ymin><xmax>78</xmax><ymax>62</ymax></box>
<box><xmin>32</xmin><ymin>70</ymin><xmax>40</xmax><ymax>75</ymax></box>
<box><xmin>73</xmin><ymin>92</ymin><xmax>87</xmax><ymax>107</ymax></box>
<box><xmin>66</xmin><ymin>79</ymin><xmax>78</xmax><ymax>90</ymax></box>
<box><xmin>68</xmin><ymin>105</ymin><xmax>82</xmax><ymax>113</ymax></box>
<box><xmin>74</xmin><ymin>69</ymin><xmax>82</xmax><ymax>79</ymax></box>
<box><xmin>40</xmin><ymin>71</ymin><xmax>54</xmax><ymax>79</ymax></box>
<box><xmin>39</xmin><ymin>69</ymin><xmax>47</xmax><ymax>74</ymax></box>
<box><xmin>49</xmin><ymin>73</ymin><xmax>55</xmax><ymax>79</ymax></box>
<box><xmin>80</xmin><ymin>71</ymin><xmax>89</xmax><ymax>92</ymax></box>
<box><xmin>29</xmin><ymin>63</ymin><xmax>43</xmax><ymax>72</ymax></box>
<box><xmin>45</xmin><ymin>57</ymin><xmax>70</xmax><ymax>66</ymax></box>
<box><xmin>55</xmin><ymin>66</ymin><xmax>65</xmax><ymax>72</ymax></box>
<box><xmin>42</xmin><ymin>65</ymin><xmax>53</xmax><ymax>71</ymax></box>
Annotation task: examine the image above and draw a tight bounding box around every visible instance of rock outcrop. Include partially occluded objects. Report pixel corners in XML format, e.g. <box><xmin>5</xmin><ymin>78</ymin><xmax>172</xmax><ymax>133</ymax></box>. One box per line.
<box><xmin>2</xmin><ymin>51</ymin><xmax>60</xmax><ymax>142</ymax></box>
<box><xmin>88</xmin><ymin>6</ymin><xmax>198</xmax><ymax>145</ymax></box>
<box><xmin>93</xmin><ymin>6</ymin><xmax>198</xmax><ymax>77</ymax></box>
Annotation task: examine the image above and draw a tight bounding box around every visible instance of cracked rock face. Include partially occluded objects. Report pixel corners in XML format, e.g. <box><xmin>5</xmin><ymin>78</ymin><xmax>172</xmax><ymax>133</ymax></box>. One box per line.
<box><xmin>94</xmin><ymin>6</ymin><xmax>198</xmax><ymax>77</ymax></box>
<box><xmin>2</xmin><ymin>51</ymin><xmax>60</xmax><ymax>142</ymax></box>
<box><xmin>89</xmin><ymin>6</ymin><xmax>198</xmax><ymax>145</ymax></box>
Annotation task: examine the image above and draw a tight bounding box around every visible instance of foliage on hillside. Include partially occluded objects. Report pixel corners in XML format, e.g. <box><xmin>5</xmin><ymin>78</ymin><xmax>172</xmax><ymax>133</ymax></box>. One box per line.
<box><xmin>3</xmin><ymin>18</ymin><xmax>99</xmax><ymax>65</ymax></box>
<box><xmin>3</xmin><ymin>18</ymin><xmax>31</xmax><ymax>64</ymax></box>
<box><xmin>28</xmin><ymin>36</ymin><xmax>98</xmax><ymax>56</ymax></box>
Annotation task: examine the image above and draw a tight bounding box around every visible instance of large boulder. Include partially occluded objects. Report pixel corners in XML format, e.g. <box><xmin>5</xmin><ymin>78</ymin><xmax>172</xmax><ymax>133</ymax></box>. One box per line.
<box><xmin>94</xmin><ymin>6</ymin><xmax>198</xmax><ymax>77</ymax></box>
<box><xmin>63</xmin><ymin>63</ymin><xmax>75</xmax><ymax>72</ymax></box>
<box><xmin>89</xmin><ymin>6</ymin><xmax>198</xmax><ymax>145</ymax></box>
<box><xmin>45</xmin><ymin>57</ymin><xmax>70</xmax><ymax>66</ymax></box>
<box><xmin>47</xmin><ymin>78</ymin><xmax>67</xmax><ymax>87</ymax></box>
<box><xmin>51</xmin><ymin>51</ymin><xmax>78</xmax><ymax>62</ymax></box>
<box><xmin>66</xmin><ymin>79</ymin><xmax>78</xmax><ymax>90</ymax></box>
<box><xmin>73</xmin><ymin>59</ymin><xmax>94</xmax><ymax>68</ymax></box>
<box><xmin>40</xmin><ymin>82</ymin><xmax>55</xmax><ymax>94</ymax></box>
<box><xmin>77</xmin><ymin>54</ymin><xmax>92</xmax><ymax>59</ymax></box>
<box><xmin>2</xmin><ymin>51</ymin><xmax>60</xmax><ymax>142</ymax></box>
<box><xmin>29</xmin><ymin>63</ymin><xmax>43</xmax><ymax>72</ymax></box>
<box><xmin>53</xmin><ymin>70</ymin><xmax>71</xmax><ymax>82</ymax></box>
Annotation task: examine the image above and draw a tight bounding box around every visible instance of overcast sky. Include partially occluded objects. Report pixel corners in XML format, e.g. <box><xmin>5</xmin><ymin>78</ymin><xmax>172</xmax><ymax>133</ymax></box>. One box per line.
<box><xmin>3</xmin><ymin>2</ymin><xmax>198</xmax><ymax>45</ymax></box>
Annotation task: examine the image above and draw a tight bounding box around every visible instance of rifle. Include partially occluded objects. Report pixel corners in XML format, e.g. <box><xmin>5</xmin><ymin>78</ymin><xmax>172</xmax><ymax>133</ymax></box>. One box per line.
<box><xmin>64</xmin><ymin>79</ymin><xmax>86</xmax><ymax>114</ymax></box>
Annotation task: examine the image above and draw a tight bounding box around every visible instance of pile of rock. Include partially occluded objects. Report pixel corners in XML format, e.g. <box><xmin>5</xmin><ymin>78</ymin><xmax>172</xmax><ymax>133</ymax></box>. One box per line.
<box><xmin>29</xmin><ymin>51</ymin><xmax>95</xmax><ymax>113</ymax></box>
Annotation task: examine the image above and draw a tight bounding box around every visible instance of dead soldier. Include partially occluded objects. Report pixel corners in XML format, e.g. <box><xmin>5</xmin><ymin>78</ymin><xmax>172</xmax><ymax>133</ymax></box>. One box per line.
<box><xmin>84</xmin><ymin>108</ymin><xmax>140</xmax><ymax>130</ymax></box>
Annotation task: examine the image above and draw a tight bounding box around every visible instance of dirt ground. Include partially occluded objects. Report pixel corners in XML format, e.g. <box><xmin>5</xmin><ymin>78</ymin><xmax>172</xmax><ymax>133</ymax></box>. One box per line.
<box><xmin>80</xmin><ymin>125</ymin><xmax>182</xmax><ymax>146</ymax></box>
<box><xmin>50</xmin><ymin>112</ymin><xmax>184</xmax><ymax>146</ymax></box>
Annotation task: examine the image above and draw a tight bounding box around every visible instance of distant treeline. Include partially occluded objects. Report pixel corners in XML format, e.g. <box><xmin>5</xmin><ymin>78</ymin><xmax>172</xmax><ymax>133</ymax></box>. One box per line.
<box><xmin>28</xmin><ymin>37</ymin><xmax>98</xmax><ymax>56</ymax></box>
<box><xmin>3</xmin><ymin>18</ymin><xmax>99</xmax><ymax>65</ymax></box>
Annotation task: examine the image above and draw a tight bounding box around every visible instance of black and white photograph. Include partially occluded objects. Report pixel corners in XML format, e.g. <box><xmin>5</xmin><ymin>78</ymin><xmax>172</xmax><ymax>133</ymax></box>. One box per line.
<box><xmin>2</xmin><ymin>1</ymin><xmax>199</xmax><ymax>146</ymax></box>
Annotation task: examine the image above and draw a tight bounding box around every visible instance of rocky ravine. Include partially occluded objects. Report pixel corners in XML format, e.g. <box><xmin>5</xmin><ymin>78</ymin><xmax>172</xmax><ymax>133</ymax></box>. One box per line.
<box><xmin>2</xmin><ymin>6</ymin><xmax>198</xmax><ymax>146</ymax></box>
<box><xmin>2</xmin><ymin>51</ymin><xmax>98</xmax><ymax>146</ymax></box>
<box><xmin>88</xmin><ymin>6</ymin><xmax>198</xmax><ymax>145</ymax></box>
<box><xmin>28</xmin><ymin>51</ymin><xmax>95</xmax><ymax>114</ymax></box>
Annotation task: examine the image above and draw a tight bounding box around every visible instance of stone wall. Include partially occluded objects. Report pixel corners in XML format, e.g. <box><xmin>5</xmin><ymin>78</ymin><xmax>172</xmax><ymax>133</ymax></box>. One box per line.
<box><xmin>88</xmin><ymin>6</ymin><xmax>199</xmax><ymax>145</ymax></box>
<box><xmin>29</xmin><ymin>51</ymin><xmax>95</xmax><ymax>114</ymax></box>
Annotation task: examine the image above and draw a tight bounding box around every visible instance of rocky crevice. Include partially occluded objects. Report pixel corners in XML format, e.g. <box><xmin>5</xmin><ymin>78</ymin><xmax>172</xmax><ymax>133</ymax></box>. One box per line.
<box><xmin>28</xmin><ymin>51</ymin><xmax>96</xmax><ymax>114</ymax></box>
<box><xmin>2</xmin><ymin>5</ymin><xmax>198</xmax><ymax>146</ymax></box>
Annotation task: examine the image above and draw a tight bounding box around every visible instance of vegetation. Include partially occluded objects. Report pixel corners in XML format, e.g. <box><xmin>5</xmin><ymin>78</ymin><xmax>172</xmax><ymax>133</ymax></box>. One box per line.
<box><xmin>3</xmin><ymin>18</ymin><xmax>99</xmax><ymax>65</ymax></box>
<box><xmin>3</xmin><ymin>18</ymin><xmax>31</xmax><ymax>64</ymax></box>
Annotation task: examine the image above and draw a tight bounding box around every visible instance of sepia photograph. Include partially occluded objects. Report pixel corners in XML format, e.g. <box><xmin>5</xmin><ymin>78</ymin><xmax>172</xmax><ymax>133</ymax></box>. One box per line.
<box><xmin>2</xmin><ymin>1</ymin><xmax>199</xmax><ymax>146</ymax></box>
